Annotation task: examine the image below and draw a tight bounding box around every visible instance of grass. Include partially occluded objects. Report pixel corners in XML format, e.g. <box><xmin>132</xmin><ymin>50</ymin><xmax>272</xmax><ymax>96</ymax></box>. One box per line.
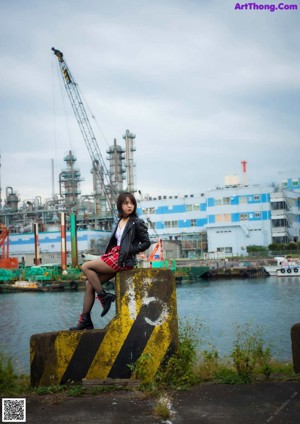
<box><xmin>0</xmin><ymin>351</ymin><xmax>30</xmax><ymax>397</ymax></box>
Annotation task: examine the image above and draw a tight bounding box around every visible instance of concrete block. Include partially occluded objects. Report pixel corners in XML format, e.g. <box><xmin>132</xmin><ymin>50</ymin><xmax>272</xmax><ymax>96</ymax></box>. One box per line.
<box><xmin>291</xmin><ymin>323</ymin><xmax>300</xmax><ymax>373</ymax></box>
<box><xmin>30</xmin><ymin>268</ymin><xmax>178</xmax><ymax>386</ymax></box>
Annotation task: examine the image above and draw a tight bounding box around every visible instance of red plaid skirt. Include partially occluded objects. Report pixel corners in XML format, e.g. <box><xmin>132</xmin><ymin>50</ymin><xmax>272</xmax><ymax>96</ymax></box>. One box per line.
<box><xmin>100</xmin><ymin>246</ymin><xmax>133</xmax><ymax>271</ymax></box>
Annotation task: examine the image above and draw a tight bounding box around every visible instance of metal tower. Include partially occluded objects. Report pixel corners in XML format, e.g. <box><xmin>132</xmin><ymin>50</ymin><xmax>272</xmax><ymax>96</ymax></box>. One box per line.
<box><xmin>107</xmin><ymin>139</ymin><xmax>126</xmax><ymax>194</ymax></box>
<box><xmin>59</xmin><ymin>150</ymin><xmax>82</xmax><ymax>209</ymax></box>
<box><xmin>123</xmin><ymin>129</ymin><xmax>136</xmax><ymax>193</ymax></box>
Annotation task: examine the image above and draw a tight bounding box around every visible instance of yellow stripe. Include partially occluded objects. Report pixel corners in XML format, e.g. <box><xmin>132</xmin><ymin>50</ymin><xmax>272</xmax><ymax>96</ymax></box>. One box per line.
<box><xmin>40</xmin><ymin>331</ymin><xmax>81</xmax><ymax>385</ymax></box>
<box><xmin>86</xmin><ymin>282</ymin><xmax>137</xmax><ymax>379</ymax></box>
<box><xmin>87</xmin><ymin>272</ymin><xmax>148</xmax><ymax>379</ymax></box>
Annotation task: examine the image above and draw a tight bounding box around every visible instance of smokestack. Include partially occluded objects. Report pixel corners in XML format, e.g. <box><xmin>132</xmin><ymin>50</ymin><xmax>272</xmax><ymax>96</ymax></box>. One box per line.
<box><xmin>241</xmin><ymin>160</ymin><xmax>248</xmax><ymax>185</ymax></box>
<box><xmin>33</xmin><ymin>223</ymin><xmax>41</xmax><ymax>265</ymax></box>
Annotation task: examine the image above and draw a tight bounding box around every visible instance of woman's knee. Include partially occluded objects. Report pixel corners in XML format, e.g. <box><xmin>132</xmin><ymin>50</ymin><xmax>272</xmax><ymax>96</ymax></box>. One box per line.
<box><xmin>81</xmin><ymin>262</ymin><xmax>90</xmax><ymax>274</ymax></box>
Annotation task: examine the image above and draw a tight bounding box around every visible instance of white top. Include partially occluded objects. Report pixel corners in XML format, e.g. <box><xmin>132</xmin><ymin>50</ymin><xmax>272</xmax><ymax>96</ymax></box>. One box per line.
<box><xmin>115</xmin><ymin>225</ymin><xmax>125</xmax><ymax>246</ymax></box>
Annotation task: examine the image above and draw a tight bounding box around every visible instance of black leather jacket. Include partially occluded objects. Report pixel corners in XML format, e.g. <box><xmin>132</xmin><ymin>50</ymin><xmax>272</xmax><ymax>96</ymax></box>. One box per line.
<box><xmin>105</xmin><ymin>216</ymin><xmax>151</xmax><ymax>267</ymax></box>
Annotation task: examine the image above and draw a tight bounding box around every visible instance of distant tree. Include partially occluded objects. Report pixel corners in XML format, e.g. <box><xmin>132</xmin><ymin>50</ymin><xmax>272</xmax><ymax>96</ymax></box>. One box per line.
<box><xmin>246</xmin><ymin>245</ymin><xmax>268</xmax><ymax>253</ymax></box>
<box><xmin>268</xmin><ymin>243</ymin><xmax>285</xmax><ymax>251</ymax></box>
<box><xmin>287</xmin><ymin>241</ymin><xmax>298</xmax><ymax>251</ymax></box>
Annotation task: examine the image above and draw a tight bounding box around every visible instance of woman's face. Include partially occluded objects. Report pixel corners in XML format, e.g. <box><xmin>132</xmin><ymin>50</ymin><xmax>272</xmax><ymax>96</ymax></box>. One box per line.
<box><xmin>121</xmin><ymin>197</ymin><xmax>135</xmax><ymax>217</ymax></box>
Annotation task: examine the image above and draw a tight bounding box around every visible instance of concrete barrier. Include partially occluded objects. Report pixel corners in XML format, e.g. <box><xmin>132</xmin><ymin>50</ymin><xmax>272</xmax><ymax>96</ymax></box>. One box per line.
<box><xmin>291</xmin><ymin>323</ymin><xmax>300</xmax><ymax>373</ymax></box>
<box><xmin>30</xmin><ymin>268</ymin><xmax>178</xmax><ymax>386</ymax></box>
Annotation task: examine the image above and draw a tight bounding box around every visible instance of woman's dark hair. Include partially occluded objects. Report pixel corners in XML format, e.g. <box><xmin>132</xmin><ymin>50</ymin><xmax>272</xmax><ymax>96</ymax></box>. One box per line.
<box><xmin>116</xmin><ymin>192</ymin><xmax>138</xmax><ymax>218</ymax></box>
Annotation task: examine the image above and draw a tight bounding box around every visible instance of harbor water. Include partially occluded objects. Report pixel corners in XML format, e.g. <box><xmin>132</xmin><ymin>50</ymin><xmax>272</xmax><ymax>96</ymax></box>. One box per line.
<box><xmin>0</xmin><ymin>275</ymin><xmax>300</xmax><ymax>374</ymax></box>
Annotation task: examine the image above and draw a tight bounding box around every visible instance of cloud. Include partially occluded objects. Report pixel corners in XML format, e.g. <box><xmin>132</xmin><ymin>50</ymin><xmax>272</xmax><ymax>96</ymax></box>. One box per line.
<box><xmin>0</xmin><ymin>0</ymin><xmax>300</xmax><ymax>202</ymax></box>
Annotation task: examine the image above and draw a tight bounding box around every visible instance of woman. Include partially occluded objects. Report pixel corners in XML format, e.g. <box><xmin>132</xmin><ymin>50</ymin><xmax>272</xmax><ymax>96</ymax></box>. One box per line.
<box><xmin>70</xmin><ymin>192</ymin><xmax>151</xmax><ymax>330</ymax></box>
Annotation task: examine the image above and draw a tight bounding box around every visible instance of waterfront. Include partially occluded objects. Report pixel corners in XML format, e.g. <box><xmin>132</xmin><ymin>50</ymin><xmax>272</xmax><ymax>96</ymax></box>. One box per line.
<box><xmin>0</xmin><ymin>276</ymin><xmax>299</xmax><ymax>374</ymax></box>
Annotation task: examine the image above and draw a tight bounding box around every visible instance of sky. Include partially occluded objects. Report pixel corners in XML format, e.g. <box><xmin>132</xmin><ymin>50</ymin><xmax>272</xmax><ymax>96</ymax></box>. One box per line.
<box><xmin>1</xmin><ymin>0</ymin><xmax>300</xmax><ymax>204</ymax></box>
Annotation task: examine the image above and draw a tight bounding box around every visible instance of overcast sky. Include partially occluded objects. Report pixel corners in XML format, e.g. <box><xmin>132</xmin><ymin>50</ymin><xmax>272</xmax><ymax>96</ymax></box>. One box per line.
<box><xmin>1</xmin><ymin>0</ymin><xmax>300</xmax><ymax>203</ymax></box>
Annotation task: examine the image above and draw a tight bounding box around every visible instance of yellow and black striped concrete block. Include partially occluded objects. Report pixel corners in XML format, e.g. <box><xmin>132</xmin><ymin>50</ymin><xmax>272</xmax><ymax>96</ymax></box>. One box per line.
<box><xmin>30</xmin><ymin>268</ymin><xmax>178</xmax><ymax>386</ymax></box>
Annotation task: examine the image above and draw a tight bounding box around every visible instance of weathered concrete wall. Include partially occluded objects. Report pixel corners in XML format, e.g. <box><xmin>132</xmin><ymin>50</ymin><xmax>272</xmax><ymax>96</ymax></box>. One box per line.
<box><xmin>291</xmin><ymin>323</ymin><xmax>300</xmax><ymax>373</ymax></box>
<box><xmin>30</xmin><ymin>268</ymin><xmax>178</xmax><ymax>386</ymax></box>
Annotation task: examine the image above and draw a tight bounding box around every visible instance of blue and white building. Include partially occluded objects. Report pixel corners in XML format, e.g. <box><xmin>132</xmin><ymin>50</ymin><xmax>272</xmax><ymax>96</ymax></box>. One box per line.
<box><xmin>205</xmin><ymin>184</ymin><xmax>273</xmax><ymax>256</ymax></box>
<box><xmin>138</xmin><ymin>177</ymin><xmax>300</xmax><ymax>257</ymax></box>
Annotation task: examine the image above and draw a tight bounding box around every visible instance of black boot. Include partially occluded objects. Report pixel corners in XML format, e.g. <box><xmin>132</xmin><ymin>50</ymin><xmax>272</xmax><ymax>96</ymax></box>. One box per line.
<box><xmin>69</xmin><ymin>313</ymin><xmax>94</xmax><ymax>330</ymax></box>
<box><xmin>97</xmin><ymin>292</ymin><xmax>116</xmax><ymax>317</ymax></box>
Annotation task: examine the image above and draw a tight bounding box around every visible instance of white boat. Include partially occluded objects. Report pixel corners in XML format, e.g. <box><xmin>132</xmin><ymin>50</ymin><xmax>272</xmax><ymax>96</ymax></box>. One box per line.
<box><xmin>13</xmin><ymin>281</ymin><xmax>40</xmax><ymax>289</ymax></box>
<box><xmin>264</xmin><ymin>256</ymin><xmax>300</xmax><ymax>277</ymax></box>
<box><xmin>6</xmin><ymin>280</ymin><xmax>65</xmax><ymax>291</ymax></box>
<box><xmin>263</xmin><ymin>256</ymin><xmax>286</xmax><ymax>276</ymax></box>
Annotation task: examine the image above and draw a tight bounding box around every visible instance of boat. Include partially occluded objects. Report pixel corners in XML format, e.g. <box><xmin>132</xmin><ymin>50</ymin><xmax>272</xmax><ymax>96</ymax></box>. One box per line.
<box><xmin>263</xmin><ymin>256</ymin><xmax>300</xmax><ymax>276</ymax></box>
<box><xmin>264</xmin><ymin>256</ymin><xmax>300</xmax><ymax>277</ymax></box>
<box><xmin>5</xmin><ymin>280</ymin><xmax>65</xmax><ymax>292</ymax></box>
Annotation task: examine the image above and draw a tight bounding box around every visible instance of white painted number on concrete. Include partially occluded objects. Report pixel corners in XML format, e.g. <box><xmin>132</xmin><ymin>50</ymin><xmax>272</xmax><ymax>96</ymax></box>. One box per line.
<box><xmin>127</xmin><ymin>278</ymin><xmax>169</xmax><ymax>326</ymax></box>
<box><xmin>143</xmin><ymin>296</ymin><xmax>168</xmax><ymax>326</ymax></box>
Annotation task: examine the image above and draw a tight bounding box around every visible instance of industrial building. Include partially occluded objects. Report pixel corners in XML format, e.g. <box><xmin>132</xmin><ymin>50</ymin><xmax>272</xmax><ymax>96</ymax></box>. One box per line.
<box><xmin>137</xmin><ymin>176</ymin><xmax>300</xmax><ymax>258</ymax></box>
<box><xmin>1</xmin><ymin>158</ymin><xmax>300</xmax><ymax>263</ymax></box>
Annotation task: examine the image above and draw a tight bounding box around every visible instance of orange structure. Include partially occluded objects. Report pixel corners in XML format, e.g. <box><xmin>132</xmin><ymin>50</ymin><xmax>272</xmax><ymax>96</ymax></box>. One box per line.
<box><xmin>149</xmin><ymin>239</ymin><xmax>164</xmax><ymax>262</ymax></box>
<box><xmin>0</xmin><ymin>224</ymin><xmax>19</xmax><ymax>269</ymax></box>
<box><xmin>146</xmin><ymin>218</ymin><xmax>164</xmax><ymax>262</ymax></box>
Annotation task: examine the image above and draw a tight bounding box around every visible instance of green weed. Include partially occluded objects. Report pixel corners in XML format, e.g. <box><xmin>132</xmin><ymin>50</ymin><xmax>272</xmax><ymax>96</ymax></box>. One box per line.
<box><xmin>0</xmin><ymin>351</ymin><xmax>29</xmax><ymax>396</ymax></box>
<box><xmin>230</xmin><ymin>322</ymin><xmax>272</xmax><ymax>383</ymax></box>
<box><xmin>196</xmin><ymin>349</ymin><xmax>220</xmax><ymax>381</ymax></box>
<box><xmin>67</xmin><ymin>385</ymin><xmax>84</xmax><ymax>396</ymax></box>
<box><xmin>127</xmin><ymin>352</ymin><xmax>154</xmax><ymax>383</ymax></box>
<box><xmin>34</xmin><ymin>385</ymin><xmax>66</xmax><ymax>395</ymax></box>
<box><xmin>156</xmin><ymin>318</ymin><xmax>203</xmax><ymax>389</ymax></box>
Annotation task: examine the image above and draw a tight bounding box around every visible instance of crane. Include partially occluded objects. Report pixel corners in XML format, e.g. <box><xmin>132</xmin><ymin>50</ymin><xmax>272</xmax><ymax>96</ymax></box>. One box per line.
<box><xmin>146</xmin><ymin>217</ymin><xmax>164</xmax><ymax>261</ymax></box>
<box><xmin>52</xmin><ymin>47</ymin><xmax>116</xmax><ymax>220</ymax></box>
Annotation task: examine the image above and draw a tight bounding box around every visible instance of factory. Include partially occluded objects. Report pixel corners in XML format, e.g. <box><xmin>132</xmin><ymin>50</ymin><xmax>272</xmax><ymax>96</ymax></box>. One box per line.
<box><xmin>1</xmin><ymin>151</ymin><xmax>300</xmax><ymax>264</ymax></box>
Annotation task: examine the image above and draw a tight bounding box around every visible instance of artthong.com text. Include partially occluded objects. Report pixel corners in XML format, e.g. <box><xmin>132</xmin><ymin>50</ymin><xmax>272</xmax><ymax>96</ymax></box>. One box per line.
<box><xmin>235</xmin><ymin>2</ymin><xmax>298</xmax><ymax>11</ymax></box>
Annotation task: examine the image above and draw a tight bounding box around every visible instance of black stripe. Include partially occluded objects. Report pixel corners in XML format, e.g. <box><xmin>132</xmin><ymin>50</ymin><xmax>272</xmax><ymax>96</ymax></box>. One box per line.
<box><xmin>108</xmin><ymin>301</ymin><xmax>163</xmax><ymax>379</ymax></box>
<box><xmin>109</xmin><ymin>272</ymin><xmax>174</xmax><ymax>379</ymax></box>
<box><xmin>30</xmin><ymin>332</ymin><xmax>58</xmax><ymax>387</ymax></box>
<box><xmin>60</xmin><ymin>331</ymin><xmax>105</xmax><ymax>384</ymax></box>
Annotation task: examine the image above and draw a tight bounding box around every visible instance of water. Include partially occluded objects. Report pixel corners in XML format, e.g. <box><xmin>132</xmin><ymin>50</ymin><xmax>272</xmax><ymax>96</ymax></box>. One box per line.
<box><xmin>0</xmin><ymin>276</ymin><xmax>299</xmax><ymax>374</ymax></box>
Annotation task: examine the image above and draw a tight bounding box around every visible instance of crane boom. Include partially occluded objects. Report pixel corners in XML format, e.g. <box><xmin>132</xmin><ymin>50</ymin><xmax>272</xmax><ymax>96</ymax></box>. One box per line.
<box><xmin>146</xmin><ymin>217</ymin><xmax>164</xmax><ymax>260</ymax></box>
<box><xmin>52</xmin><ymin>47</ymin><xmax>115</xmax><ymax>217</ymax></box>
